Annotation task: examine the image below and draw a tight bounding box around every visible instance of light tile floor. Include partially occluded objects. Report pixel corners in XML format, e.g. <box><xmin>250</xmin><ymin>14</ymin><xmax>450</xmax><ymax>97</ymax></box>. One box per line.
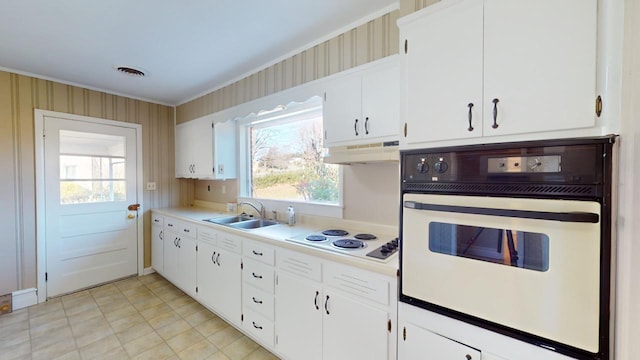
<box><xmin>0</xmin><ymin>274</ymin><xmax>280</xmax><ymax>360</ymax></box>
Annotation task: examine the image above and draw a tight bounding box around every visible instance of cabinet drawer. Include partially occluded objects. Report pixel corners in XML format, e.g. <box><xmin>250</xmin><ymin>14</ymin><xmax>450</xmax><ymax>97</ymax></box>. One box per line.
<box><xmin>243</xmin><ymin>309</ymin><xmax>274</xmax><ymax>348</ymax></box>
<box><xmin>151</xmin><ymin>214</ymin><xmax>164</xmax><ymax>227</ymax></box>
<box><xmin>198</xmin><ymin>226</ymin><xmax>217</xmax><ymax>245</ymax></box>
<box><xmin>165</xmin><ymin>218</ymin><xmax>196</xmax><ymax>238</ymax></box>
<box><xmin>276</xmin><ymin>248</ymin><xmax>321</xmax><ymax>282</ymax></box>
<box><xmin>243</xmin><ymin>240</ymin><xmax>275</xmax><ymax>265</ymax></box>
<box><xmin>243</xmin><ymin>258</ymin><xmax>274</xmax><ymax>293</ymax></box>
<box><xmin>218</xmin><ymin>231</ymin><xmax>242</xmax><ymax>254</ymax></box>
<box><xmin>324</xmin><ymin>263</ymin><xmax>389</xmax><ymax>305</ymax></box>
<box><xmin>243</xmin><ymin>284</ymin><xmax>274</xmax><ymax>320</ymax></box>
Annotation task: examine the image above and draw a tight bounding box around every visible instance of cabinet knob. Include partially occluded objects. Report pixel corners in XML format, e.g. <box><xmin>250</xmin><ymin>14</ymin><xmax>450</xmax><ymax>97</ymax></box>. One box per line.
<box><xmin>465</xmin><ymin>355</ymin><xmax>472</xmax><ymax>360</ymax></box>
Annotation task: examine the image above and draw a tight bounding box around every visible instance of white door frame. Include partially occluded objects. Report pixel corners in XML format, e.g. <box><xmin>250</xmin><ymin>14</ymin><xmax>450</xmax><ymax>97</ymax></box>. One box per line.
<box><xmin>34</xmin><ymin>109</ymin><xmax>144</xmax><ymax>303</ymax></box>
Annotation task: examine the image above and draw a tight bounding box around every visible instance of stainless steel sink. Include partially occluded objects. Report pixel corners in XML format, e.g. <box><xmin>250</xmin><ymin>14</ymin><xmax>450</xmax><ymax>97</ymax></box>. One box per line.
<box><xmin>228</xmin><ymin>219</ymin><xmax>278</xmax><ymax>230</ymax></box>
<box><xmin>204</xmin><ymin>215</ymin><xmax>253</xmax><ymax>225</ymax></box>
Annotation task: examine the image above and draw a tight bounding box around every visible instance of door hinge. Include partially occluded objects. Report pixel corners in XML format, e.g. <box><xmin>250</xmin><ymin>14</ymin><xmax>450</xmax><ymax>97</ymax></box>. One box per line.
<box><xmin>403</xmin><ymin>326</ymin><xmax>407</xmax><ymax>341</ymax></box>
<box><xmin>275</xmin><ymin>335</ymin><xmax>278</xmax><ymax>345</ymax></box>
<box><xmin>388</xmin><ymin>319</ymin><xmax>392</xmax><ymax>333</ymax></box>
<box><xmin>45</xmin><ymin>272</ymin><xmax>48</xmax><ymax>281</ymax></box>
<box><xmin>196</xmin><ymin>286</ymin><xmax>198</xmax><ymax>293</ymax></box>
<box><xmin>596</xmin><ymin>95</ymin><xmax>603</xmax><ymax>117</ymax></box>
<box><xmin>324</xmin><ymin>130</ymin><xmax>327</xmax><ymax>141</ymax></box>
<box><xmin>241</xmin><ymin>262</ymin><xmax>243</xmax><ymax>270</ymax></box>
<box><xmin>241</xmin><ymin>314</ymin><xmax>244</xmax><ymax>322</ymax></box>
<box><xmin>404</xmin><ymin>39</ymin><xmax>408</xmax><ymax>54</ymax></box>
<box><xmin>324</xmin><ymin>92</ymin><xmax>327</xmax><ymax>102</ymax></box>
<box><xmin>196</xmin><ymin>245</ymin><xmax>198</xmax><ymax>252</ymax></box>
<box><xmin>403</xmin><ymin>123</ymin><xmax>408</xmax><ymax>137</ymax></box>
<box><xmin>275</xmin><ymin>275</ymin><xmax>278</xmax><ymax>286</ymax></box>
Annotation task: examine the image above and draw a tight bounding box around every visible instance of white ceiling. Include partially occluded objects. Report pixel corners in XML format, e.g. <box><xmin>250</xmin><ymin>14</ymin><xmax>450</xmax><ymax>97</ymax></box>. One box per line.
<box><xmin>0</xmin><ymin>0</ymin><xmax>398</xmax><ymax>106</ymax></box>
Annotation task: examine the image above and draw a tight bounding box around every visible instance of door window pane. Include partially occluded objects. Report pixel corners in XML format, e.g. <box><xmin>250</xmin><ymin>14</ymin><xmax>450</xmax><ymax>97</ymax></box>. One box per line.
<box><xmin>428</xmin><ymin>222</ymin><xmax>549</xmax><ymax>271</ymax></box>
<box><xmin>59</xmin><ymin>130</ymin><xmax>126</xmax><ymax>204</ymax></box>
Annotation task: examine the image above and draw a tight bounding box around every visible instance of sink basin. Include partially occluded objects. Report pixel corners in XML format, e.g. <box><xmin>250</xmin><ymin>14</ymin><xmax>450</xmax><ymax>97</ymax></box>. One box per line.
<box><xmin>229</xmin><ymin>219</ymin><xmax>279</xmax><ymax>230</ymax></box>
<box><xmin>204</xmin><ymin>215</ymin><xmax>253</xmax><ymax>225</ymax></box>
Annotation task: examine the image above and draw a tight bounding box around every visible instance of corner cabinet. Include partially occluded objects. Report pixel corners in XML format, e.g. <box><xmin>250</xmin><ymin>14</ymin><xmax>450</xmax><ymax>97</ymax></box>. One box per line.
<box><xmin>398</xmin><ymin>0</ymin><xmax>598</xmax><ymax>147</ymax></box>
<box><xmin>323</xmin><ymin>57</ymin><xmax>400</xmax><ymax>147</ymax></box>
<box><xmin>175</xmin><ymin>116</ymin><xmax>236</xmax><ymax>179</ymax></box>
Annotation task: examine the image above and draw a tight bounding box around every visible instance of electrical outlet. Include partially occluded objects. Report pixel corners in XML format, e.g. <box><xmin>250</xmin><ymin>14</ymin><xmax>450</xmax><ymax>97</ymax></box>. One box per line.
<box><xmin>146</xmin><ymin>182</ymin><xmax>157</xmax><ymax>191</ymax></box>
<box><xmin>218</xmin><ymin>164</ymin><xmax>224</xmax><ymax>174</ymax></box>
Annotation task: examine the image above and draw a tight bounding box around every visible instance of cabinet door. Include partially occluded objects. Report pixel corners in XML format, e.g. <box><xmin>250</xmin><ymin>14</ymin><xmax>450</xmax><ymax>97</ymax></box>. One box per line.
<box><xmin>361</xmin><ymin>64</ymin><xmax>400</xmax><ymax>141</ymax></box>
<box><xmin>401</xmin><ymin>0</ymin><xmax>483</xmax><ymax>146</ymax></box>
<box><xmin>190</xmin><ymin>117</ymin><xmax>214</xmax><ymax>178</ymax></box>
<box><xmin>322</xmin><ymin>291</ymin><xmax>390</xmax><ymax>360</ymax></box>
<box><xmin>275</xmin><ymin>271</ymin><xmax>322</xmax><ymax>360</ymax></box>
<box><xmin>163</xmin><ymin>230</ymin><xmax>180</xmax><ymax>284</ymax></box>
<box><xmin>175</xmin><ymin>122</ymin><xmax>193</xmax><ymax>178</ymax></box>
<box><xmin>151</xmin><ymin>224</ymin><xmax>164</xmax><ymax>275</ymax></box>
<box><xmin>213</xmin><ymin>120</ymin><xmax>237</xmax><ymax>179</ymax></box>
<box><xmin>177</xmin><ymin>235</ymin><xmax>197</xmax><ymax>297</ymax></box>
<box><xmin>483</xmin><ymin>0</ymin><xmax>597</xmax><ymax>136</ymax></box>
<box><xmin>399</xmin><ymin>323</ymin><xmax>481</xmax><ymax>360</ymax></box>
<box><xmin>323</xmin><ymin>74</ymin><xmax>362</xmax><ymax>146</ymax></box>
<box><xmin>197</xmin><ymin>241</ymin><xmax>242</xmax><ymax>325</ymax></box>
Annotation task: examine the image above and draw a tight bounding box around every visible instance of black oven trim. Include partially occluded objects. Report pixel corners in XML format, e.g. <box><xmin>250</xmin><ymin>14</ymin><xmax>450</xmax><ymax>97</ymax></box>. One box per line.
<box><xmin>398</xmin><ymin>135</ymin><xmax>616</xmax><ymax>360</ymax></box>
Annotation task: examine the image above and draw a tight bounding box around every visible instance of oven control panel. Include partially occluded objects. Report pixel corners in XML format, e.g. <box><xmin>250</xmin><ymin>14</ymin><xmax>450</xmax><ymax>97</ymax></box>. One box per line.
<box><xmin>487</xmin><ymin>155</ymin><xmax>561</xmax><ymax>173</ymax></box>
<box><xmin>404</xmin><ymin>154</ymin><xmax>453</xmax><ymax>182</ymax></box>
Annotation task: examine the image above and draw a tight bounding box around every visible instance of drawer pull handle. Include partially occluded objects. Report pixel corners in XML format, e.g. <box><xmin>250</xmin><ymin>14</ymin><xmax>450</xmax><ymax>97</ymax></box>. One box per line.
<box><xmin>354</xmin><ymin>118</ymin><xmax>359</xmax><ymax>136</ymax></box>
<box><xmin>252</xmin><ymin>297</ymin><xmax>263</xmax><ymax>304</ymax></box>
<box><xmin>467</xmin><ymin>103</ymin><xmax>474</xmax><ymax>131</ymax></box>
<box><xmin>168</xmin><ymin>223</ymin><xmax>173</xmax><ymax>227</ymax></box>
<box><xmin>252</xmin><ymin>250</ymin><xmax>263</xmax><ymax>256</ymax></box>
<box><xmin>466</xmin><ymin>355</ymin><xmax>472</xmax><ymax>360</ymax></box>
<box><xmin>491</xmin><ymin>98</ymin><xmax>499</xmax><ymax>129</ymax></box>
<box><xmin>184</xmin><ymin>229</ymin><xmax>190</xmax><ymax>233</ymax></box>
<box><xmin>154</xmin><ymin>219</ymin><xmax>159</xmax><ymax>223</ymax></box>
<box><xmin>252</xmin><ymin>272</ymin><xmax>263</xmax><ymax>279</ymax></box>
<box><xmin>252</xmin><ymin>322</ymin><xmax>263</xmax><ymax>330</ymax></box>
<box><xmin>211</xmin><ymin>252</ymin><xmax>216</xmax><ymax>263</ymax></box>
<box><xmin>159</xmin><ymin>230</ymin><xmax>163</xmax><ymax>240</ymax></box>
<box><xmin>314</xmin><ymin>291</ymin><xmax>320</xmax><ymax>310</ymax></box>
<box><xmin>216</xmin><ymin>253</ymin><xmax>220</xmax><ymax>266</ymax></box>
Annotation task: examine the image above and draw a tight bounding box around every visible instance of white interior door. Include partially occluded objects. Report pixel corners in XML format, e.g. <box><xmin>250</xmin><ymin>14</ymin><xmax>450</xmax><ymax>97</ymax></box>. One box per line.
<box><xmin>43</xmin><ymin>115</ymin><xmax>139</xmax><ymax>297</ymax></box>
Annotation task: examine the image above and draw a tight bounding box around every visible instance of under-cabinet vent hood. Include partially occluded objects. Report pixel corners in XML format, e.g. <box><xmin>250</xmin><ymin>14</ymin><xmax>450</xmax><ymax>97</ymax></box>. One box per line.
<box><xmin>324</xmin><ymin>141</ymin><xmax>399</xmax><ymax>164</ymax></box>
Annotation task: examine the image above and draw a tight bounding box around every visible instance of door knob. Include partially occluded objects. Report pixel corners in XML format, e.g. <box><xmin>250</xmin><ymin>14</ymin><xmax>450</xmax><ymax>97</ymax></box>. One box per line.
<box><xmin>127</xmin><ymin>213</ymin><xmax>136</xmax><ymax>219</ymax></box>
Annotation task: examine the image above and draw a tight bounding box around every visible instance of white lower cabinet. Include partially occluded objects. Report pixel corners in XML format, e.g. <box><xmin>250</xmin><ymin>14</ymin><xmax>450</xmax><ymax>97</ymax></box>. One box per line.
<box><xmin>242</xmin><ymin>239</ymin><xmax>276</xmax><ymax>348</ymax></box>
<box><xmin>275</xmin><ymin>270</ymin><xmax>323</xmax><ymax>360</ymax></box>
<box><xmin>275</xmin><ymin>249</ymin><xmax>396</xmax><ymax>360</ymax></box>
<box><xmin>162</xmin><ymin>216</ymin><xmax>197</xmax><ymax>297</ymax></box>
<box><xmin>196</xmin><ymin>233</ymin><xmax>242</xmax><ymax>326</ymax></box>
<box><xmin>151</xmin><ymin>214</ymin><xmax>164</xmax><ymax>275</ymax></box>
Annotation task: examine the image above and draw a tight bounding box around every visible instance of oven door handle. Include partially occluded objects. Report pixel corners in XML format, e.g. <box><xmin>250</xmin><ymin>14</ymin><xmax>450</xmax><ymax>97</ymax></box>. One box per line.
<box><xmin>403</xmin><ymin>201</ymin><xmax>599</xmax><ymax>223</ymax></box>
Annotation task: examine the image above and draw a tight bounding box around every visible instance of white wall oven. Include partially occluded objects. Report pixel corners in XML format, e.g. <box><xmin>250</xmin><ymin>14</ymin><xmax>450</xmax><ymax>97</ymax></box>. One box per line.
<box><xmin>399</xmin><ymin>136</ymin><xmax>615</xmax><ymax>359</ymax></box>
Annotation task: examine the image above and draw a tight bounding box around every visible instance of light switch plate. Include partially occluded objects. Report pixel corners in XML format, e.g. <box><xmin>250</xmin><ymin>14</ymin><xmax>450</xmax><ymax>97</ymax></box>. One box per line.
<box><xmin>146</xmin><ymin>182</ymin><xmax>157</xmax><ymax>191</ymax></box>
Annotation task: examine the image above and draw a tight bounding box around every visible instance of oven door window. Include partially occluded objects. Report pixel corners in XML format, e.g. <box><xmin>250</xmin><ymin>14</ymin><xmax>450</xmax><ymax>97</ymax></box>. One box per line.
<box><xmin>428</xmin><ymin>222</ymin><xmax>549</xmax><ymax>272</ymax></box>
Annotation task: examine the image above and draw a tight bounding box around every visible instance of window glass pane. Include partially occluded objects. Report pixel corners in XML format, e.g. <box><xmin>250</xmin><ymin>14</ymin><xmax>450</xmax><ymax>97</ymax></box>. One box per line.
<box><xmin>60</xmin><ymin>156</ymin><xmax>125</xmax><ymax>180</ymax></box>
<box><xmin>60</xmin><ymin>180</ymin><xmax>126</xmax><ymax>204</ymax></box>
<box><xmin>428</xmin><ymin>222</ymin><xmax>549</xmax><ymax>272</ymax></box>
<box><xmin>249</xmin><ymin>98</ymin><xmax>339</xmax><ymax>204</ymax></box>
<box><xmin>59</xmin><ymin>130</ymin><xmax>126</xmax><ymax>204</ymax></box>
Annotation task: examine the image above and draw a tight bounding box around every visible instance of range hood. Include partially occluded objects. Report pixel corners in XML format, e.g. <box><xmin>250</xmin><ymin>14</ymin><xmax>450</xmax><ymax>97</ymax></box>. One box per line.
<box><xmin>323</xmin><ymin>141</ymin><xmax>399</xmax><ymax>164</ymax></box>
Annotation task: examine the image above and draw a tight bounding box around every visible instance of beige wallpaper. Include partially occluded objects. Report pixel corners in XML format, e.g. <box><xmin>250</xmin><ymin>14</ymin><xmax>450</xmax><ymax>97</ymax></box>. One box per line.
<box><xmin>177</xmin><ymin>10</ymin><xmax>401</xmax><ymax>124</ymax></box>
<box><xmin>0</xmin><ymin>70</ymin><xmax>178</xmax><ymax>293</ymax></box>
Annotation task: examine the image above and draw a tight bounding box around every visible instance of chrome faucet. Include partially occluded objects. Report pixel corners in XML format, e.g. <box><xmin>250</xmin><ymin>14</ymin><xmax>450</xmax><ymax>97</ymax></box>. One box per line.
<box><xmin>239</xmin><ymin>200</ymin><xmax>266</xmax><ymax>219</ymax></box>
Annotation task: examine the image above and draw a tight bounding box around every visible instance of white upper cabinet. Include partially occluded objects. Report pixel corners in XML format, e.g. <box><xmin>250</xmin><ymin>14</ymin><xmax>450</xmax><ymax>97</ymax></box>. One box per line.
<box><xmin>323</xmin><ymin>58</ymin><xmax>400</xmax><ymax>147</ymax></box>
<box><xmin>399</xmin><ymin>0</ymin><xmax>598</xmax><ymax>148</ymax></box>
<box><xmin>175</xmin><ymin>116</ymin><xmax>236</xmax><ymax>179</ymax></box>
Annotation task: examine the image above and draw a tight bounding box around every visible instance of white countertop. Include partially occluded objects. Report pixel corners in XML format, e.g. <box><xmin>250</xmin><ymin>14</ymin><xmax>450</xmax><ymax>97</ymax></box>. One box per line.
<box><xmin>152</xmin><ymin>206</ymin><xmax>399</xmax><ymax>277</ymax></box>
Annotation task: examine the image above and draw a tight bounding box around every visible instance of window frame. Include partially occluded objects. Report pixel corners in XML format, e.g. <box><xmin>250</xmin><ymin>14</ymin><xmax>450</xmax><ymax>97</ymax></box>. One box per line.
<box><xmin>236</xmin><ymin>96</ymin><xmax>344</xmax><ymax>219</ymax></box>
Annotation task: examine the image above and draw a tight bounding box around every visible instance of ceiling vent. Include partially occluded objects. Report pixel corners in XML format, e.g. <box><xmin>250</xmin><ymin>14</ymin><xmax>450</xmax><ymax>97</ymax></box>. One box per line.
<box><xmin>115</xmin><ymin>66</ymin><xmax>146</xmax><ymax>77</ymax></box>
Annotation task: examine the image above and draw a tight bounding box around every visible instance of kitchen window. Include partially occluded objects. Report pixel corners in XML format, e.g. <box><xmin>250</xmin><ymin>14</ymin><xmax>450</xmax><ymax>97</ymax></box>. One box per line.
<box><xmin>238</xmin><ymin>96</ymin><xmax>342</xmax><ymax>215</ymax></box>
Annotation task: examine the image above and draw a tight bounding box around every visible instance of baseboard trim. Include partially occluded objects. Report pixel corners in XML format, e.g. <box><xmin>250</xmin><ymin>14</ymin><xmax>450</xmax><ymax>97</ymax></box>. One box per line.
<box><xmin>12</xmin><ymin>288</ymin><xmax>38</xmax><ymax>310</ymax></box>
<box><xmin>142</xmin><ymin>267</ymin><xmax>156</xmax><ymax>276</ymax></box>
